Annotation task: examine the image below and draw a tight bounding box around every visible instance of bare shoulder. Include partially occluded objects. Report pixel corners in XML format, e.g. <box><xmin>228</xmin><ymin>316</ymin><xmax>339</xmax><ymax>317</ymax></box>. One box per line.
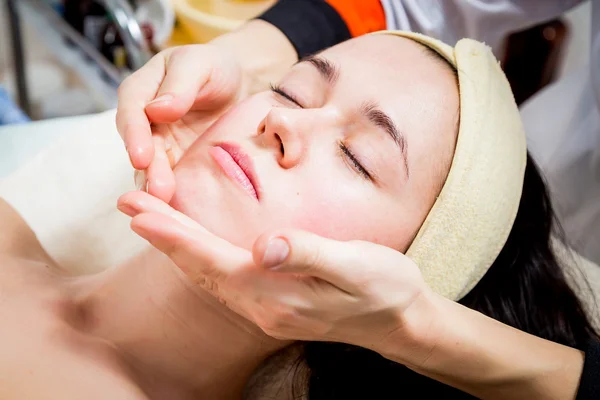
<box><xmin>0</xmin><ymin>203</ymin><xmax>146</xmax><ymax>399</ymax></box>
<box><xmin>0</xmin><ymin>323</ymin><xmax>149</xmax><ymax>400</ymax></box>
<box><xmin>0</xmin><ymin>198</ymin><xmax>54</xmax><ymax>264</ymax></box>
<box><xmin>0</xmin><ymin>256</ymin><xmax>147</xmax><ymax>400</ymax></box>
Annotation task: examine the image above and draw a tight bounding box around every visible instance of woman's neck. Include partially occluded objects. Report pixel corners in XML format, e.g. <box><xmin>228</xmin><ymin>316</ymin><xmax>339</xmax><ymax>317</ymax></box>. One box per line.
<box><xmin>71</xmin><ymin>247</ymin><xmax>288</xmax><ymax>400</ymax></box>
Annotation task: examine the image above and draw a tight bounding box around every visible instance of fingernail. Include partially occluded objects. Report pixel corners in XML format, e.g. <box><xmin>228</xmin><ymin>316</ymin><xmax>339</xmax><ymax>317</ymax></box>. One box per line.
<box><xmin>145</xmin><ymin>178</ymin><xmax>163</xmax><ymax>195</ymax></box>
<box><xmin>117</xmin><ymin>203</ymin><xmax>137</xmax><ymax>217</ymax></box>
<box><xmin>147</xmin><ymin>94</ymin><xmax>174</xmax><ymax>106</ymax></box>
<box><xmin>263</xmin><ymin>238</ymin><xmax>289</xmax><ymax>269</ymax></box>
<box><xmin>128</xmin><ymin>146</ymin><xmax>145</xmax><ymax>166</ymax></box>
<box><xmin>132</xmin><ymin>146</ymin><xmax>145</xmax><ymax>156</ymax></box>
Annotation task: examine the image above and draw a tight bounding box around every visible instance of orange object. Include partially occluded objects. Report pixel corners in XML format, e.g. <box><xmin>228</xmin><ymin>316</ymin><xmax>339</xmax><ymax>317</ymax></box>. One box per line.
<box><xmin>325</xmin><ymin>0</ymin><xmax>386</xmax><ymax>37</ymax></box>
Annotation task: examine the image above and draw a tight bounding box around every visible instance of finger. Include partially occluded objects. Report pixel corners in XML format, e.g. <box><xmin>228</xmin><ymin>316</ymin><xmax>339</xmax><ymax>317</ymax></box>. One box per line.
<box><xmin>132</xmin><ymin>212</ymin><xmax>353</xmax><ymax>340</ymax></box>
<box><xmin>128</xmin><ymin>211</ymin><xmax>331</xmax><ymax>319</ymax></box>
<box><xmin>144</xmin><ymin>46</ymin><xmax>213</xmax><ymax>124</ymax></box>
<box><xmin>145</xmin><ymin>135</ymin><xmax>176</xmax><ymax>203</ymax></box>
<box><xmin>253</xmin><ymin>230</ymin><xmax>365</xmax><ymax>292</ymax></box>
<box><xmin>131</xmin><ymin>211</ymin><xmax>261</xmax><ymax>324</ymax></box>
<box><xmin>246</xmin><ymin>274</ymin><xmax>353</xmax><ymax>342</ymax></box>
<box><xmin>116</xmin><ymin>53</ymin><xmax>168</xmax><ymax>169</ymax></box>
<box><xmin>130</xmin><ymin>212</ymin><xmax>251</xmax><ymax>283</ymax></box>
<box><xmin>117</xmin><ymin>190</ymin><xmax>199</xmax><ymax>230</ymax></box>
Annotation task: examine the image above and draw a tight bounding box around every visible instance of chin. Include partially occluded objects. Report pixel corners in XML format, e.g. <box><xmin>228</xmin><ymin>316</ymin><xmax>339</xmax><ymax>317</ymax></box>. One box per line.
<box><xmin>169</xmin><ymin>164</ymin><xmax>260</xmax><ymax>251</ymax></box>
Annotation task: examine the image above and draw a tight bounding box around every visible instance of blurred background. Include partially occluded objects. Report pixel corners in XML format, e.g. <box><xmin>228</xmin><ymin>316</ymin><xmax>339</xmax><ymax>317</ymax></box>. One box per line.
<box><xmin>0</xmin><ymin>0</ymin><xmax>591</xmax><ymax>123</ymax></box>
<box><xmin>0</xmin><ymin>0</ymin><xmax>275</xmax><ymax>122</ymax></box>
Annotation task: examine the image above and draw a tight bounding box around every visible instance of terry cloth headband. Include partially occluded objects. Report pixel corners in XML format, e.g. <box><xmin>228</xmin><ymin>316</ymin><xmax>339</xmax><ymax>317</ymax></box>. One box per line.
<box><xmin>374</xmin><ymin>31</ymin><xmax>527</xmax><ymax>301</ymax></box>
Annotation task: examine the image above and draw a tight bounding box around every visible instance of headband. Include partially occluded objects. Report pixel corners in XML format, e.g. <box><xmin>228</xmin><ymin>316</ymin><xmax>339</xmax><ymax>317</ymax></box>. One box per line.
<box><xmin>375</xmin><ymin>31</ymin><xmax>527</xmax><ymax>300</ymax></box>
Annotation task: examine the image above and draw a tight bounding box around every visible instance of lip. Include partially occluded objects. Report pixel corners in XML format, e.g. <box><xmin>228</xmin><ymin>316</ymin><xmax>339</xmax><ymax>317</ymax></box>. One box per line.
<box><xmin>209</xmin><ymin>142</ymin><xmax>260</xmax><ymax>200</ymax></box>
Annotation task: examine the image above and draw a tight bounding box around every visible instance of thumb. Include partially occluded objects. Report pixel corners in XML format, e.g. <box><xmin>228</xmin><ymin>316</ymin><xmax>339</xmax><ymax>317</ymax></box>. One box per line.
<box><xmin>253</xmin><ymin>230</ymin><xmax>362</xmax><ymax>292</ymax></box>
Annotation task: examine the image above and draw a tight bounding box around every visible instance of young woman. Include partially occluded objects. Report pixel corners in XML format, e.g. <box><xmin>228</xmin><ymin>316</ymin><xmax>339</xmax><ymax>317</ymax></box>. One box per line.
<box><xmin>0</xmin><ymin>32</ymin><xmax>596</xmax><ymax>399</ymax></box>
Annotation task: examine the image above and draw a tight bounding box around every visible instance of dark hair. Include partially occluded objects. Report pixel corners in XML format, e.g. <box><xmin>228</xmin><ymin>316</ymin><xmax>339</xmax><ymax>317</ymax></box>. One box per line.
<box><xmin>244</xmin><ymin>155</ymin><xmax>599</xmax><ymax>399</ymax></box>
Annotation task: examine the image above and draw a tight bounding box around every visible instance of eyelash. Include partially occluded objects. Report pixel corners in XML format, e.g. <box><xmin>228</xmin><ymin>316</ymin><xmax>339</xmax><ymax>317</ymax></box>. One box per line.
<box><xmin>270</xmin><ymin>83</ymin><xmax>303</xmax><ymax>108</ymax></box>
<box><xmin>339</xmin><ymin>142</ymin><xmax>372</xmax><ymax>181</ymax></box>
<box><xmin>270</xmin><ymin>83</ymin><xmax>372</xmax><ymax>181</ymax></box>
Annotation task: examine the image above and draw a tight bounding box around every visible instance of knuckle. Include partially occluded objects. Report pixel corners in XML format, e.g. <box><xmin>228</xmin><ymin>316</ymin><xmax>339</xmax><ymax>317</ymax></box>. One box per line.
<box><xmin>217</xmin><ymin>296</ymin><xmax>228</xmax><ymax>307</ymax></box>
<box><xmin>194</xmin><ymin>275</ymin><xmax>207</xmax><ymax>287</ymax></box>
<box><xmin>164</xmin><ymin>240</ymin><xmax>181</xmax><ymax>260</ymax></box>
<box><xmin>253</xmin><ymin>313</ymin><xmax>278</xmax><ymax>337</ymax></box>
<box><xmin>352</xmin><ymin>270</ymin><xmax>373</xmax><ymax>289</ymax></box>
<box><xmin>170</xmin><ymin>45</ymin><xmax>202</xmax><ymax>61</ymax></box>
<box><xmin>117</xmin><ymin>76</ymin><xmax>134</xmax><ymax>97</ymax></box>
<box><xmin>256</xmin><ymin>306</ymin><xmax>298</xmax><ymax>337</ymax></box>
<box><xmin>200</xmin><ymin>278</ymin><xmax>219</xmax><ymax>293</ymax></box>
<box><xmin>311</xmin><ymin>320</ymin><xmax>333</xmax><ymax>337</ymax></box>
<box><xmin>164</xmin><ymin>241</ymin><xmax>193</xmax><ymax>274</ymax></box>
<box><xmin>272</xmin><ymin>306</ymin><xmax>299</xmax><ymax>326</ymax></box>
<box><xmin>170</xmin><ymin>45</ymin><xmax>190</xmax><ymax>57</ymax></box>
<box><xmin>261</xmin><ymin>320</ymin><xmax>285</xmax><ymax>338</ymax></box>
<box><xmin>304</xmin><ymin>245</ymin><xmax>326</xmax><ymax>272</ymax></box>
<box><xmin>258</xmin><ymin>320</ymin><xmax>278</xmax><ymax>337</ymax></box>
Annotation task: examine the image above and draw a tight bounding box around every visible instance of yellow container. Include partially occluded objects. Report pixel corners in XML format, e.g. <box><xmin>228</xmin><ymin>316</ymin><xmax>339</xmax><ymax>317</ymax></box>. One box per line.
<box><xmin>172</xmin><ymin>0</ymin><xmax>276</xmax><ymax>43</ymax></box>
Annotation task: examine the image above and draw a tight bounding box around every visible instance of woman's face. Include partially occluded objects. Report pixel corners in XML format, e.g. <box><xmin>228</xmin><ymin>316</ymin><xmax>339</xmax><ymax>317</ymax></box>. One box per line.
<box><xmin>171</xmin><ymin>35</ymin><xmax>459</xmax><ymax>251</ymax></box>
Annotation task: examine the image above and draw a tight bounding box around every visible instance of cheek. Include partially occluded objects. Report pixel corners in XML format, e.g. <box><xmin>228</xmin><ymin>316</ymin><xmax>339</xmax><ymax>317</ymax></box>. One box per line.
<box><xmin>168</xmin><ymin>96</ymin><xmax>276</xmax><ymax>249</ymax></box>
<box><xmin>284</xmin><ymin>172</ymin><xmax>411</xmax><ymax>249</ymax></box>
<box><xmin>201</xmin><ymin>95</ymin><xmax>271</xmax><ymax>142</ymax></box>
<box><xmin>177</xmin><ymin>95</ymin><xmax>271</xmax><ymax>169</ymax></box>
<box><xmin>292</xmin><ymin>195</ymin><xmax>367</xmax><ymax>238</ymax></box>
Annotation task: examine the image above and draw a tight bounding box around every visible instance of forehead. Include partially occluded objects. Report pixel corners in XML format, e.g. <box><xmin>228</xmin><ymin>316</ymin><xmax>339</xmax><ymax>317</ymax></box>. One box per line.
<box><xmin>315</xmin><ymin>34</ymin><xmax>459</xmax><ymax>150</ymax></box>
<box><xmin>313</xmin><ymin>34</ymin><xmax>458</xmax><ymax>115</ymax></box>
<box><xmin>320</xmin><ymin>34</ymin><xmax>449</xmax><ymax>85</ymax></box>
<box><xmin>325</xmin><ymin>35</ymin><xmax>429</xmax><ymax>64</ymax></box>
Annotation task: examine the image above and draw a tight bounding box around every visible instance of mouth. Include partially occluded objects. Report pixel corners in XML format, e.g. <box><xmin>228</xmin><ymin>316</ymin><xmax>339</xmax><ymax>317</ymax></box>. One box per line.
<box><xmin>209</xmin><ymin>142</ymin><xmax>260</xmax><ymax>200</ymax></box>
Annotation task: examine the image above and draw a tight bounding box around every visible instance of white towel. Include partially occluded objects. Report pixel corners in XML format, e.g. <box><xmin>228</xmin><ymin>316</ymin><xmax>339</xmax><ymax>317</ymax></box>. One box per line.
<box><xmin>0</xmin><ymin>110</ymin><xmax>147</xmax><ymax>274</ymax></box>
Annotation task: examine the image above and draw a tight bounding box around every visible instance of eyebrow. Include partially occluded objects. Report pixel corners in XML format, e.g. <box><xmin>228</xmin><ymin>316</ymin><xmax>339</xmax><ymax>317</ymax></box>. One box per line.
<box><xmin>361</xmin><ymin>101</ymin><xmax>410</xmax><ymax>176</ymax></box>
<box><xmin>298</xmin><ymin>55</ymin><xmax>340</xmax><ymax>86</ymax></box>
<box><xmin>299</xmin><ymin>55</ymin><xmax>409</xmax><ymax>176</ymax></box>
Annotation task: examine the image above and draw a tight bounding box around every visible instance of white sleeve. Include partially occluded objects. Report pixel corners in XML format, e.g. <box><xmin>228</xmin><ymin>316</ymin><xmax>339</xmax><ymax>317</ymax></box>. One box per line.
<box><xmin>381</xmin><ymin>0</ymin><xmax>583</xmax><ymax>53</ymax></box>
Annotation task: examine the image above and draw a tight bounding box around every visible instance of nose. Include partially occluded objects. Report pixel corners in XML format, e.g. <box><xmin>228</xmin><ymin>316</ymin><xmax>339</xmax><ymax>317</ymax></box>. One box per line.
<box><xmin>257</xmin><ymin>108</ymin><xmax>307</xmax><ymax>169</ymax></box>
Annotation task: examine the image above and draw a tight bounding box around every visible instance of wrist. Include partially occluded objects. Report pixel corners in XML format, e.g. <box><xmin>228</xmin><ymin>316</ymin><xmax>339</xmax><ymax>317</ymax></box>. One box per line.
<box><xmin>388</xmin><ymin>293</ymin><xmax>585</xmax><ymax>400</ymax></box>
<box><xmin>374</xmin><ymin>287</ymin><xmax>448</xmax><ymax>368</ymax></box>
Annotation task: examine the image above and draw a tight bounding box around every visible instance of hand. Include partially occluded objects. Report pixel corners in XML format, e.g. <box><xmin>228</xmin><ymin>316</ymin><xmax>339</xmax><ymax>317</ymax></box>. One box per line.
<box><xmin>116</xmin><ymin>44</ymin><xmax>245</xmax><ymax>202</ymax></box>
<box><xmin>117</xmin><ymin>191</ymin><xmax>437</xmax><ymax>362</ymax></box>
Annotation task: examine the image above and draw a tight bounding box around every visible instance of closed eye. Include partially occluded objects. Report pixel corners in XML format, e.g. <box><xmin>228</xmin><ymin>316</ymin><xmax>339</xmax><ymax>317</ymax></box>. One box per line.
<box><xmin>270</xmin><ymin>83</ymin><xmax>304</xmax><ymax>108</ymax></box>
<box><xmin>339</xmin><ymin>141</ymin><xmax>372</xmax><ymax>181</ymax></box>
